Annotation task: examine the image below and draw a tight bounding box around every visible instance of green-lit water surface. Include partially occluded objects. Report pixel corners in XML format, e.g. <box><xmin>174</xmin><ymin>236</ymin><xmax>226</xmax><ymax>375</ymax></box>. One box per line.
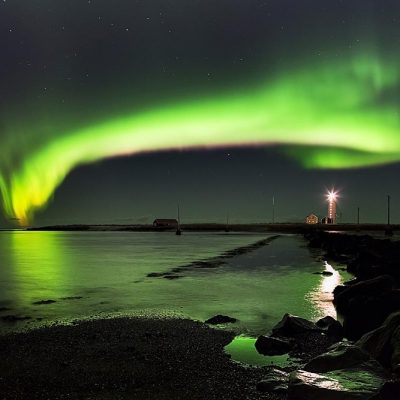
<box><xmin>225</xmin><ymin>336</ymin><xmax>301</xmax><ymax>367</ymax></box>
<box><xmin>0</xmin><ymin>232</ymin><xmax>349</xmax><ymax>349</ymax></box>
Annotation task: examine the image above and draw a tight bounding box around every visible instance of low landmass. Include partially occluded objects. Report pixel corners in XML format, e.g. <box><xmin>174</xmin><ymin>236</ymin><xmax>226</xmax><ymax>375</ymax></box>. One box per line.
<box><xmin>26</xmin><ymin>223</ymin><xmax>400</xmax><ymax>233</ymax></box>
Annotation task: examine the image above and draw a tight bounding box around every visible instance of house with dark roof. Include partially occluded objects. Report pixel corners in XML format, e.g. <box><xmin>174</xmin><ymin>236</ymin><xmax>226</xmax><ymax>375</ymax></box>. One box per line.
<box><xmin>153</xmin><ymin>219</ymin><xmax>178</xmax><ymax>227</ymax></box>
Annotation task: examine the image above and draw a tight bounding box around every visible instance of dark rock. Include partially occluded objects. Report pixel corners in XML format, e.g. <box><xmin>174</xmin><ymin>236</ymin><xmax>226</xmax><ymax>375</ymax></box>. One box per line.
<box><xmin>32</xmin><ymin>299</ymin><xmax>56</xmax><ymax>305</ymax></box>
<box><xmin>288</xmin><ymin>366</ymin><xmax>386</xmax><ymax>400</ymax></box>
<box><xmin>0</xmin><ymin>307</ymin><xmax>11</xmax><ymax>312</ymax></box>
<box><xmin>356</xmin><ymin>311</ymin><xmax>400</xmax><ymax>372</ymax></box>
<box><xmin>257</xmin><ymin>368</ymin><xmax>289</xmax><ymax>393</ymax></box>
<box><xmin>205</xmin><ymin>315</ymin><xmax>237</xmax><ymax>325</ymax></box>
<box><xmin>255</xmin><ymin>335</ymin><xmax>293</xmax><ymax>356</ymax></box>
<box><xmin>334</xmin><ymin>275</ymin><xmax>396</xmax><ymax>314</ymax></box>
<box><xmin>163</xmin><ymin>275</ymin><xmax>183</xmax><ymax>280</ymax></box>
<box><xmin>315</xmin><ymin>316</ymin><xmax>338</xmax><ymax>329</ymax></box>
<box><xmin>60</xmin><ymin>296</ymin><xmax>83</xmax><ymax>300</ymax></box>
<box><xmin>333</xmin><ymin>276</ymin><xmax>400</xmax><ymax>340</ymax></box>
<box><xmin>272</xmin><ymin>314</ymin><xmax>320</xmax><ymax>337</ymax></box>
<box><xmin>333</xmin><ymin>285</ymin><xmax>347</xmax><ymax>298</ymax></box>
<box><xmin>316</xmin><ymin>316</ymin><xmax>344</xmax><ymax>340</ymax></box>
<box><xmin>146</xmin><ymin>272</ymin><xmax>165</xmax><ymax>277</ymax></box>
<box><xmin>304</xmin><ymin>342</ymin><xmax>374</xmax><ymax>373</ymax></box>
<box><xmin>313</xmin><ymin>271</ymin><xmax>334</xmax><ymax>276</ymax></box>
<box><xmin>372</xmin><ymin>380</ymin><xmax>400</xmax><ymax>400</ymax></box>
<box><xmin>1</xmin><ymin>315</ymin><xmax>31</xmax><ymax>322</ymax></box>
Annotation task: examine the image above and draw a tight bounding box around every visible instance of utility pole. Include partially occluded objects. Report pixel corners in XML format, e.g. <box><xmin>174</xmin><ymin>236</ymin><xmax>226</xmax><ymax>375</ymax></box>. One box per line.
<box><xmin>357</xmin><ymin>207</ymin><xmax>360</xmax><ymax>225</ymax></box>
<box><xmin>385</xmin><ymin>195</ymin><xmax>393</xmax><ymax>236</ymax></box>
<box><xmin>176</xmin><ymin>204</ymin><xmax>182</xmax><ymax>235</ymax></box>
<box><xmin>272</xmin><ymin>196</ymin><xmax>275</xmax><ymax>224</ymax></box>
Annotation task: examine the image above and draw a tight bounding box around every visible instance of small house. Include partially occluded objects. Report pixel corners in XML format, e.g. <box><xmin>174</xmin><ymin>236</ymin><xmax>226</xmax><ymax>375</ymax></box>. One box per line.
<box><xmin>153</xmin><ymin>219</ymin><xmax>178</xmax><ymax>227</ymax></box>
<box><xmin>306</xmin><ymin>214</ymin><xmax>319</xmax><ymax>225</ymax></box>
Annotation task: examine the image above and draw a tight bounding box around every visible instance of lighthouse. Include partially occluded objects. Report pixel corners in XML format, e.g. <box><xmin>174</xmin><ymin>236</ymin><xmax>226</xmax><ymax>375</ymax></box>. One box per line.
<box><xmin>326</xmin><ymin>190</ymin><xmax>337</xmax><ymax>224</ymax></box>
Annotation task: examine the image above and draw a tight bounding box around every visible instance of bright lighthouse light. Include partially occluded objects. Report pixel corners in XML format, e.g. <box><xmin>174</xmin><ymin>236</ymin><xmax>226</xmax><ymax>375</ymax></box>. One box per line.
<box><xmin>327</xmin><ymin>190</ymin><xmax>338</xmax><ymax>202</ymax></box>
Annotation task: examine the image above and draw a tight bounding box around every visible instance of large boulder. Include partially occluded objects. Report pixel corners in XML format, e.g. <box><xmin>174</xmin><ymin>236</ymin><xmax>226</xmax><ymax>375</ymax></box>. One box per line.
<box><xmin>271</xmin><ymin>314</ymin><xmax>320</xmax><ymax>337</ymax></box>
<box><xmin>204</xmin><ymin>315</ymin><xmax>237</xmax><ymax>324</ymax></box>
<box><xmin>333</xmin><ymin>276</ymin><xmax>400</xmax><ymax>340</ymax></box>
<box><xmin>255</xmin><ymin>335</ymin><xmax>293</xmax><ymax>356</ymax></box>
<box><xmin>371</xmin><ymin>380</ymin><xmax>400</xmax><ymax>400</ymax></box>
<box><xmin>257</xmin><ymin>368</ymin><xmax>289</xmax><ymax>393</ymax></box>
<box><xmin>304</xmin><ymin>342</ymin><xmax>373</xmax><ymax>373</ymax></box>
<box><xmin>356</xmin><ymin>311</ymin><xmax>400</xmax><ymax>373</ymax></box>
<box><xmin>334</xmin><ymin>275</ymin><xmax>396</xmax><ymax>314</ymax></box>
<box><xmin>288</xmin><ymin>366</ymin><xmax>386</xmax><ymax>400</ymax></box>
<box><xmin>316</xmin><ymin>316</ymin><xmax>344</xmax><ymax>340</ymax></box>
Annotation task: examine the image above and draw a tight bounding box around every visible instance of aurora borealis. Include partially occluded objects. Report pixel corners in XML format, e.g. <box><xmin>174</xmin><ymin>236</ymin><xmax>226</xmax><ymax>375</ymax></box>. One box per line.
<box><xmin>1</xmin><ymin>0</ymin><xmax>400</xmax><ymax>225</ymax></box>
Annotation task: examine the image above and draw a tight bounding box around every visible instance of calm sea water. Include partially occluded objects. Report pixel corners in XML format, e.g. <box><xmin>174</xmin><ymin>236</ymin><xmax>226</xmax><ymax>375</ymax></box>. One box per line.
<box><xmin>0</xmin><ymin>231</ymin><xmax>349</xmax><ymax>339</ymax></box>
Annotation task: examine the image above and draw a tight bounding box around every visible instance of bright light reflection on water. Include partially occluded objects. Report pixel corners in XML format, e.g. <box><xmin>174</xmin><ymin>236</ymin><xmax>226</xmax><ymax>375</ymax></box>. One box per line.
<box><xmin>225</xmin><ymin>261</ymin><xmax>351</xmax><ymax>367</ymax></box>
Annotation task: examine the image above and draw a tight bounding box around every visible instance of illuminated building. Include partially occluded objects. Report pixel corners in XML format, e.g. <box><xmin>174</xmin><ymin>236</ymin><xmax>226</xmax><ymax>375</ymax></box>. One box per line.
<box><xmin>306</xmin><ymin>214</ymin><xmax>319</xmax><ymax>224</ymax></box>
<box><xmin>325</xmin><ymin>190</ymin><xmax>338</xmax><ymax>224</ymax></box>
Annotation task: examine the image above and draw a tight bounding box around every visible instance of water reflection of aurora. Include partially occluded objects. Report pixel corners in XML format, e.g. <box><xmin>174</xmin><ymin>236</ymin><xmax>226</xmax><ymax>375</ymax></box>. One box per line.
<box><xmin>9</xmin><ymin>231</ymin><xmax>68</xmax><ymax>306</ymax></box>
<box><xmin>1</xmin><ymin>56</ymin><xmax>400</xmax><ymax>224</ymax></box>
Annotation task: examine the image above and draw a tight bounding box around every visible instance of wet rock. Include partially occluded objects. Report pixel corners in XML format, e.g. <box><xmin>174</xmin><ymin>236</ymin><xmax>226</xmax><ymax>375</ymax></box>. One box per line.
<box><xmin>304</xmin><ymin>342</ymin><xmax>374</xmax><ymax>373</ymax></box>
<box><xmin>313</xmin><ymin>271</ymin><xmax>334</xmax><ymax>276</ymax></box>
<box><xmin>316</xmin><ymin>316</ymin><xmax>344</xmax><ymax>340</ymax></box>
<box><xmin>334</xmin><ymin>276</ymin><xmax>400</xmax><ymax>340</ymax></box>
<box><xmin>371</xmin><ymin>380</ymin><xmax>400</xmax><ymax>400</ymax></box>
<box><xmin>1</xmin><ymin>315</ymin><xmax>31</xmax><ymax>322</ymax></box>
<box><xmin>288</xmin><ymin>366</ymin><xmax>386</xmax><ymax>400</ymax></box>
<box><xmin>272</xmin><ymin>314</ymin><xmax>320</xmax><ymax>337</ymax></box>
<box><xmin>205</xmin><ymin>315</ymin><xmax>237</xmax><ymax>325</ymax></box>
<box><xmin>32</xmin><ymin>299</ymin><xmax>56</xmax><ymax>305</ymax></box>
<box><xmin>60</xmin><ymin>296</ymin><xmax>83</xmax><ymax>300</ymax></box>
<box><xmin>146</xmin><ymin>272</ymin><xmax>166</xmax><ymax>277</ymax></box>
<box><xmin>356</xmin><ymin>311</ymin><xmax>400</xmax><ymax>372</ymax></box>
<box><xmin>163</xmin><ymin>275</ymin><xmax>183</xmax><ymax>280</ymax></box>
<box><xmin>334</xmin><ymin>275</ymin><xmax>396</xmax><ymax>314</ymax></box>
<box><xmin>257</xmin><ymin>368</ymin><xmax>289</xmax><ymax>393</ymax></box>
<box><xmin>255</xmin><ymin>335</ymin><xmax>293</xmax><ymax>356</ymax></box>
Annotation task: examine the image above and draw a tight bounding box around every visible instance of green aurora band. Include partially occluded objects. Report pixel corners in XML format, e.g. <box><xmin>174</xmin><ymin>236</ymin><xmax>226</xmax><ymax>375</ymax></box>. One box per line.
<box><xmin>1</xmin><ymin>55</ymin><xmax>400</xmax><ymax>225</ymax></box>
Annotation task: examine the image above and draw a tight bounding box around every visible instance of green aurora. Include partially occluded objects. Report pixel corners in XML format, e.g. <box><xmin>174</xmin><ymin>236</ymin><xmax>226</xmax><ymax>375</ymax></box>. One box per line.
<box><xmin>1</xmin><ymin>54</ymin><xmax>400</xmax><ymax>225</ymax></box>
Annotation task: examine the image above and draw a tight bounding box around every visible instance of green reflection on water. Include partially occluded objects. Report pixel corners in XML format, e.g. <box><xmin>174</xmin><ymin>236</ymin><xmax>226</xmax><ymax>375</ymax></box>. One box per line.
<box><xmin>225</xmin><ymin>336</ymin><xmax>298</xmax><ymax>367</ymax></box>
<box><xmin>9</xmin><ymin>231</ymin><xmax>67</xmax><ymax>306</ymax></box>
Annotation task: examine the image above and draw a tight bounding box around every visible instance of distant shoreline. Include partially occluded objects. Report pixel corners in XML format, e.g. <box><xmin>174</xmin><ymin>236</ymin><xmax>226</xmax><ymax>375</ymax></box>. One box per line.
<box><xmin>25</xmin><ymin>222</ymin><xmax>399</xmax><ymax>233</ymax></box>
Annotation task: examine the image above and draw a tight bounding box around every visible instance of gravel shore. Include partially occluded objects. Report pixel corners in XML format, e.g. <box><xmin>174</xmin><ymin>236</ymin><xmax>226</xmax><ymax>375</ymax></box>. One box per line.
<box><xmin>0</xmin><ymin>317</ymin><xmax>283</xmax><ymax>400</ymax></box>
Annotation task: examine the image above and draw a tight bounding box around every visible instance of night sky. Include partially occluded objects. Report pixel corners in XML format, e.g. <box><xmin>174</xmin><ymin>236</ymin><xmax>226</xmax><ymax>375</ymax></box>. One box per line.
<box><xmin>1</xmin><ymin>0</ymin><xmax>400</xmax><ymax>226</ymax></box>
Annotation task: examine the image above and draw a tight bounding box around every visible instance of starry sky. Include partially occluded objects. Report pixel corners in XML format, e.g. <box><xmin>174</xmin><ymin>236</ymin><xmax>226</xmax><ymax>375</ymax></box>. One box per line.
<box><xmin>1</xmin><ymin>0</ymin><xmax>400</xmax><ymax>226</ymax></box>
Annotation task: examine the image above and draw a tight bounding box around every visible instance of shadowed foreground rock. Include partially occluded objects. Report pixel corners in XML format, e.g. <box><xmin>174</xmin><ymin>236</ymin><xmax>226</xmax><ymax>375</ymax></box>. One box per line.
<box><xmin>288</xmin><ymin>367</ymin><xmax>386</xmax><ymax>400</ymax></box>
<box><xmin>303</xmin><ymin>342</ymin><xmax>373</xmax><ymax>373</ymax></box>
<box><xmin>271</xmin><ymin>314</ymin><xmax>320</xmax><ymax>337</ymax></box>
<box><xmin>255</xmin><ymin>335</ymin><xmax>293</xmax><ymax>356</ymax></box>
<box><xmin>0</xmin><ymin>317</ymin><xmax>281</xmax><ymax>400</ymax></box>
<box><xmin>357</xmin><ymin>311</ymin><xmax>400</xmax><ymax>373</ymax></box>
<box><xmin>334</xmin><ymin>275</ymin><xmax>400</xmax><ymax>340</ymax></box>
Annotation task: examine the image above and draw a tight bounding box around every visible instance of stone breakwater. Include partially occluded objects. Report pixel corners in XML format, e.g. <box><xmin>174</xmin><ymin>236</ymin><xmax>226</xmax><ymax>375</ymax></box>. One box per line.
<box><xmin>251</xmin><ymin>232</ymin><xmax>400</xmax><ymax>399</ymax></box>
<box><xmin>146</xmin><ymin>235</ymin><xmax>280</xmax><ymax>280</ymax></box>
<box><xmin>305</xmin><ymin>231</ymin><xmax>400</xmax><ymax>341</ymax></box>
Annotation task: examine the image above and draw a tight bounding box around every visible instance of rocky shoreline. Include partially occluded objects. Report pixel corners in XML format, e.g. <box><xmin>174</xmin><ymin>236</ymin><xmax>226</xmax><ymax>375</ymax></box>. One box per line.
<box><xmin>0</xmin><ymin>317</ymin><xmax>280</xmax><ymax>400</ymax></box>
<box><xmin>2</xmin><ymin>231</ymin><xmax>400</xmax><ymax>399</ymax></box>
